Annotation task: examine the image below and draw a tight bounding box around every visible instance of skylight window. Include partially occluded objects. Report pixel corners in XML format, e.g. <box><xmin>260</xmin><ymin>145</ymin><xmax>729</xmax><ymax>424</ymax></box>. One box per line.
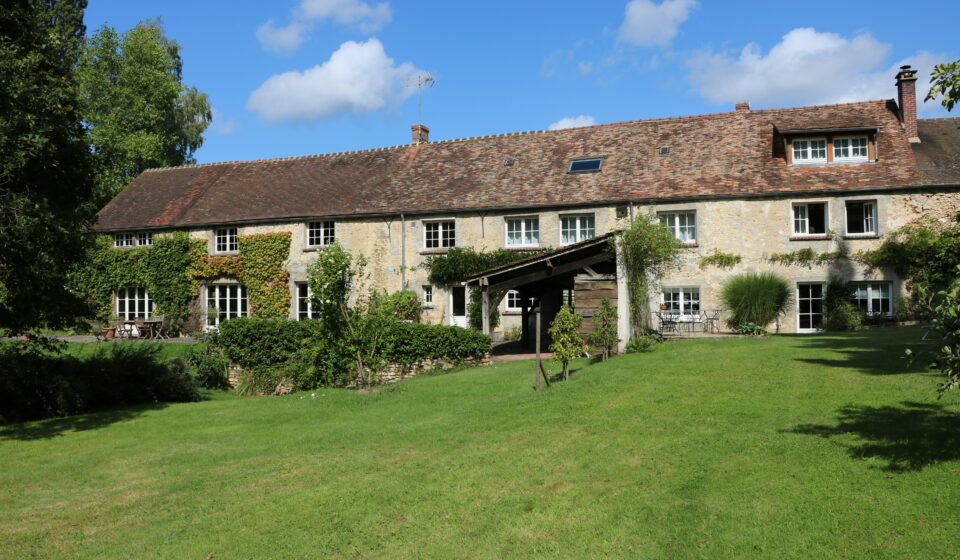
<box><xmin>568</xmin><ymin>157</ymin><xmax>603</xmax><ymax>173</ymax></box>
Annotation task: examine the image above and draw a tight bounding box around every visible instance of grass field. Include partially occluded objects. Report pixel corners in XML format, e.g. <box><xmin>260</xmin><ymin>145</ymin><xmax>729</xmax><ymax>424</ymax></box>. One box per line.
<box><xmin>1</xmin><ymin>327</ymin><xmax>958</xmax><ymax>559</ymax></box>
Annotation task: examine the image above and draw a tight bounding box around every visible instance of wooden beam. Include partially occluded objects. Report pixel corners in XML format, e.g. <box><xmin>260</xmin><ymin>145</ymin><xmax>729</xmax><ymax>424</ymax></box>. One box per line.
<box><xmin>486</xmin><ymin>252</ymin><xmax>613</xmax><ymax>293</ymax></box>
<box><xmin>481</xmin><ymin>290</ymin><xmax>490</xmax><ymax>335</ymax></box>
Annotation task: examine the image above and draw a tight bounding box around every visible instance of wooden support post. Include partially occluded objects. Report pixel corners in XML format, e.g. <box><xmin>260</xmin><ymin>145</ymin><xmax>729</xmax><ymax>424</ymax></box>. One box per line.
<box><xmin>535</xmin><ymin>309</ymin><xmax>541</xmax><ymax>392</ymax></box>
<box><xmin>481</xmin><ymin>289</ymin><xmax>490</xmax><ymax>335</ymax></box>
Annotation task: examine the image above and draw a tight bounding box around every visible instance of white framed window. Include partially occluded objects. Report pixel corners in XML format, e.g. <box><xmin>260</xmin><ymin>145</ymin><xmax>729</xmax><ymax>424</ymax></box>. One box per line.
<box><xmin>797</xmin><ymin>283</ymin><xmax>825</xmax><ymax>331</ymax></box>
<box><xmin>206</xmin><ymin>284</ymin><xmax>247</xmax><ymax>327</ymax></box>
<box><xmin>424</xmin><ymin>220</ymin><xmax>455</xmax><ymax>249</ymax></box>
<box><xmin>296</xmin><ymin>283</ymin><xmax>318</xmax><ymax>320</ymax></box>
<box><xmin>307</xmin><ymin>221</ymin><xmax>335</xmax><ymax>247</ymax></box>
<box><xmin>845</xmin><ymin>200</ymin><xmax>877</xmax><ymax>236</ymax></box>
<box><xmin>113</xmin><ymin>233</ymin><xmax>134</xmax><ymax>248</ymax></box>
<box><xmin>116</xmin><ymin>287</ymin><xmax>152</xmax><ymax>320</ymax></box>
<box><xmin>422</xmin><ymin>285</ymin><xmax>433</xmax><ymax>305</ymax></box>
<box><xmin>505</xmin><ymin>217</ymin><xmax>540</xmax><ymax>247</ymax></box>
<box><xmin>214</xmin><ymin>228</ymin><xmax>238</xmax><ymax>253</ymax></box>
<box><xmin>792</xmin><ymin>202</ymin><xmax>828</xmax><ymax>236</ymax></box>
<box><xmin>506</xmin><ymin>290</ymin><xmax>521</xmax><ymax>311</ymax></box>
<box><xmin>560</xmin><ymin>214</ymin><xmax>595</xmax><ymax>245</ymax></box>
<box><xmin>833</xmin><ymin>136</ymin><xmax>869</xmax><ymax>162</ymax></box>
<box><xmin>850</xmin><ymin>282</ymin><xmax>892</xmax><ymax>316</ymax></box>
<box><xmin>137</xmin><ymin>232</ymin><xmax>153</xmax><ymax>246</ymax></box>
<box><xmin>792</xmin><ymin>138</ymin><xmax>827</xmax><ymax>163</ymax></box>
<box><xmin>659</xmin><ymin>211</ymin><xmax>697</xmax><ymax>243</ymax></box>
<box><xmin>661</xmin><ymin>287</ymin><xmax>700</xmax><ymax>318</ymax></box>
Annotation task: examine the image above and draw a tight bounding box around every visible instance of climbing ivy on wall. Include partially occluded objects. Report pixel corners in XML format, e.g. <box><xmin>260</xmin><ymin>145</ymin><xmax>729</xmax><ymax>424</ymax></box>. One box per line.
<box><xmin>71</xmin><ymin>231</ymin><xmax>292</xmax><ymax>327</ymax></box>
<box><xmin>69</xmin><ymin>232</ymin><xmax>200</xmax><ymax>324</ymax></box>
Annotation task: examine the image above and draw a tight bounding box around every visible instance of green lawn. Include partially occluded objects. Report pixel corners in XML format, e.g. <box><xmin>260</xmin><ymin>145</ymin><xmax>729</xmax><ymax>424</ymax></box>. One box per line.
<box><xmin>2</xmin><ymin>327</ymin><xmax>958</xmax><ymax>559</ymax></box>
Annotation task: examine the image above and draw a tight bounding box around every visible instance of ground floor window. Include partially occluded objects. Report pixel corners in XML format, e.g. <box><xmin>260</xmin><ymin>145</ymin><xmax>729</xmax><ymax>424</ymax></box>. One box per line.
<box><xmin>798</xmin><ymin>283</ymin><xmax>824</xmax><ymax>331</ymax></box>
<box><xmin>506</xmin><ymin>290</ymin><xmax>521</xmax><ymax>311</ymax></box>
<box><xmin>662</xmin><ymin>287</ymin><xmax>700</xmax><ymax>317</ymax></box>
<box><xmin>116</xmin><ymin>287</ymin><xmax>152</xmax><ymax>320</ymax></box>
<box><xmin>206</xmin><ymin>284</ymin><xmax>247</xmax><ymax>327</ymax></box>
<box><xmin>297</xmin><ymin>283</ymin><xmax>318</xmax><ymax>320</ymax></box>
<box><xmin>850</xmin><ymin>282</ymin><xmax>892</xmax><ymax>316</ymax></box>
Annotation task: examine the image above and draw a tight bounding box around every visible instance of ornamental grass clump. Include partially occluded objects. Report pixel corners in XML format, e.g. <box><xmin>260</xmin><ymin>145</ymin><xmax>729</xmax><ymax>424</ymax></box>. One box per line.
<box><xmin>721</xmin><ymin>272</ymin><xmax>792</xmax><ymax>331</ymax></box>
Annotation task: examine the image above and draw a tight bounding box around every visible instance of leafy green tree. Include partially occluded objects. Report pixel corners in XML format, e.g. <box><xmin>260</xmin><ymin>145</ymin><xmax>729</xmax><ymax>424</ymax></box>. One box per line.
<box><xmin>548</xmin><ymin>305</ymin><xmax>585</xmax><ymax>381</ymax></box>
<box><xmin>617</xmin><ymin>213</ymin><xmax>684</xmax><ymax>328</ymax></box>
<box><xmin>859</xmin><ymin>219</ymin><xmax>960</xmax><ymax>298</ymax></box>
<box><xmin>588</xmin><ymin>298</ymin><xmax>619</xmax><ymax>361</ymax></box>
<box><xmin>0</xmin><ymin>0</ymin><xmax>98</xmax><ymax>333</ymax></box>
<box><xmin>927</xmin><ymin>59</ymin><xmax>960</xmax><ymax>112</ymax></box>
<box><xmin>77</xmin><ymin>19</ymin><xmax>211</xmax><ymax>197</ymax></box>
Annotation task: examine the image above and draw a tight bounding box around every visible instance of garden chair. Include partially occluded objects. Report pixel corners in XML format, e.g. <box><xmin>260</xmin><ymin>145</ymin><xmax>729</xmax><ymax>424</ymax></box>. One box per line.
<box><xmin>152</xmin><ymin>316</ymin><xmax>170</xmax><ymax>340</ymax></box>
<box><xmin>704</xmin><ymin>309</ymin><xmax>722</xmax><ymax>333</ymax></box>
<box><xmin>133</xmin><ymin>317</ymin><xmax>149</xmax><ymax>339</ymax></box>
<box><xmin>658</xmin><ymin>311</ymin><xmax>682</xmax><ymax>336</ymax></box>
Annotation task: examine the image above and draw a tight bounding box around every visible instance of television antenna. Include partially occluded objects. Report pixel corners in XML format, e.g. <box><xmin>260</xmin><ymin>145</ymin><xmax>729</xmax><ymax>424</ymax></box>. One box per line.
<box><xmin>407</xmin><ymin>73</ymin><xmax>435</xmax><ymax>124</ymax></box>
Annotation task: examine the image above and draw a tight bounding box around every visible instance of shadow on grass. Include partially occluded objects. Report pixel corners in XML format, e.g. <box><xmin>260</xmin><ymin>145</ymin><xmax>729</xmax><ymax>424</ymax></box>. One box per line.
<box><xmin>0</xmin><ymin>403</ymin><xmax>167</xmax><ymax>441</ymax></box>
<box><xmin>791</xmin><ymin>327</ymin><xmax>935</xmax><ymax>376</ymax></box>
<box><xmin>785</xmin><ymin>400</ymin><xmax>960</xmax><ymax>472</ymax></box>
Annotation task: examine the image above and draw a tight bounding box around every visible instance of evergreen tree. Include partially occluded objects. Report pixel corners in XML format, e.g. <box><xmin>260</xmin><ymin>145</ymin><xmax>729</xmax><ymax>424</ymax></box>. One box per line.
<box><xmin>549</xmin><ymin>305</ymin><xmax>586</xmax><ymax>381</ymax></box>
<box><xmin>0</xmin><ymin>0</ymin><xmax>97</xmax><ymax>332</ymax></box>
<box><xmin>588</xmin><ymin>298</ymin><xmax>619</xmax><ymax>362</ymax></box>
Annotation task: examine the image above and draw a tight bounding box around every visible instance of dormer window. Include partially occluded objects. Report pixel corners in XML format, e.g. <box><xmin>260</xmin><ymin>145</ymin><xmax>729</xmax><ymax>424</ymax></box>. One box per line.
<box><xmin>568</xmin><ymin>157</ymin><xmax>603</xmax><ymax>173</ymax></box>
<box><xmin>833</xmin><ymin>136</ymin><xmax>869</xmax><ymax>162</ymax></box>
<box><xmin>792</xmin><ymin>138</ymin><xmax>827</xmax><ymax>163</ymax></box>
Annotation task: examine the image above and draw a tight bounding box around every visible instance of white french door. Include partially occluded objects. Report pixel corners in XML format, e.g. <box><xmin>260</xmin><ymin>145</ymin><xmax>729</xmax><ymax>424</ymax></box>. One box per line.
<box><xmin>797</xmin><ymin>283</ymin><xmax>825</xmax><ymax>332</ymax></box>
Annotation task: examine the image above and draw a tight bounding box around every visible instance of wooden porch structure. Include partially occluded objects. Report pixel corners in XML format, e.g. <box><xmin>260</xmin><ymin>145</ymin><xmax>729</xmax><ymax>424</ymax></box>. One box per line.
<box><xmin>466</xmin><ymin>233</ymin><xmax>632</xmax><ymax>353</ymax></box>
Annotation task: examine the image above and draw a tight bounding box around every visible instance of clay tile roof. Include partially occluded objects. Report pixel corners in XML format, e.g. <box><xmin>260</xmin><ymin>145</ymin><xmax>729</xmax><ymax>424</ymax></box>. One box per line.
<box><xmin>913</xmin><ymin>118</ymin><xmax>960</xmax><ymax>185</ymax></box>
<box><xmin>93</xmin><ymin>99</ymin><xmax>950</xmax><ymax>232</ymax></box>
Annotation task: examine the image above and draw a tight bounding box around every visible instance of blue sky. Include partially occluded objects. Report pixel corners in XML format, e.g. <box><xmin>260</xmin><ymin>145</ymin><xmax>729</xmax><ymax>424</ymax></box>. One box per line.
<box><xmin>84</xmin><ymin>0</ymin><xmax>959</xmax><ymax>165</ymax></box>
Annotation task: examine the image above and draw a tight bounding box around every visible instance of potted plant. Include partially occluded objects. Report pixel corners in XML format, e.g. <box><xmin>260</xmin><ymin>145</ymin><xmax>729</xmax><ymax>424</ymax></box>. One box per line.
<box><xmin>102</xmin><ymin>325</ymin><xmax>117</xmax><ymax>338</ymax></box>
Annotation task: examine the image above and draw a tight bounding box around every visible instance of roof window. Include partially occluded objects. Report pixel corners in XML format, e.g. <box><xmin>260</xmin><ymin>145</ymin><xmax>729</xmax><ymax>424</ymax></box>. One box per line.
<box><xmin>568</xmin><ymin>157</ymin><xmax>603</xmax><ymax>173</ymax></box>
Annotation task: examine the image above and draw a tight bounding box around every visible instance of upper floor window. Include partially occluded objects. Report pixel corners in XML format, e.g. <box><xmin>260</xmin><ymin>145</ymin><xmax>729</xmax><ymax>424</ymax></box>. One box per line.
<box><xmin>845</xmin><ymin>200</ymin><xmax>877</xmax><ymax>236</ymax></box>
<box><xmin>505</xmin><ymin>217</ymin><xmax>539</xmax><ymax>247</ymax></box>
<box><xmin>568</xmin><ymin>157</ymin><xmax>603</xmax><ymax>173</ymax></box>
<box><xmin>424</xmin><ymin>220</ymin><xmax>455</xmax><ymax>249</ymax></box>
<box><xmin>113</xmin><ymin>233</ymin><xmax>134</xmax><ymax>248</ymax></box>
<box><xmin>307</xmin><ymin>221</ymin><xmax>335</xmax><ymax>248</ymax></box>
<box><xmin>215</xmin><ymin>228</ymin><xmax>238</xmax><ymax>253</ymax></box>
<box><xmin>137</xmin><ymin>232</ymin><xmax>153</xmax><ymax>246</ymax></box>
<box><xmin>833</xmin><ymin>136</ymin><xmax>869</xmax><ymax>162</ymax></box>
<box><xmin>560</xmin><ymin>214</ymin><xmax>595</xmax><ymax>245</ymax></box>
<box><xmin>659</xmin><ymin>211</ymin><xmax>697</xmax><ymax>244</ymax></box>
<box><xmin>792</xmin><ymin>138</ymin><xmax>827</xmax><ymax>163</ymax></box>
<box><xmin>792</xmin><ymin>202</ymin><xmax>828</xmax><ymax>236</ymax></box>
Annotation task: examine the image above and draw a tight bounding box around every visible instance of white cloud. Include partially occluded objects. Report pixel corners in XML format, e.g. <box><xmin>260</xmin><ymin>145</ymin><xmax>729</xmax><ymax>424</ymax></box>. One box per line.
<box><xmin>256</xmin><ymin>19</ymin><xmax>312</xmax><ymax>53</ymax></box>
<box><xmin>548</xmin><ymin>115</ymin><xmax>597</xmax><ymax>130</ymax></box>
<box><xmin>210</xmin><ymin>108</ymin><xmax>239</xmax><ymax>135</ymax></box>
<box><xmin>686</xmin><ymin>27</ymin><xmax>949</xmax><ymax>113</ymax></box>
<box><xmin>619</xmin><ymin>0</ymin><xmax>696</xmax><ymax>47</ymax></box>
<box><xmin>257</xmin><ymin>0</ymin><xmax>392</xmax><ymax>52</ymax></box>
<box><xmin>298</xmin><ymin>0</ymin><xmax>392</xmax><ymax>33</ymax></box>
<box><xmin>246</xmin><ymin>39</ymin><xmax>422</xmax><ymax>124</ymax></box>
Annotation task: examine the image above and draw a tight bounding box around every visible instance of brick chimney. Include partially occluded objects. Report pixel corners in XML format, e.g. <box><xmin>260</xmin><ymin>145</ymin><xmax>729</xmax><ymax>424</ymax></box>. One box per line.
<box><xmin>411</xmin><ymin>124</ymin><xmax>430</xmax><ymax>145</ymax></box>
<box><xmin>735</xmin><ymin>101</ymin><xmax>751</xmax><ymax>113</ymax></box>
<box><xmin>896</xmin><ymin>65</ymin><xmax>920</xmax><ymax>143</ymax></box>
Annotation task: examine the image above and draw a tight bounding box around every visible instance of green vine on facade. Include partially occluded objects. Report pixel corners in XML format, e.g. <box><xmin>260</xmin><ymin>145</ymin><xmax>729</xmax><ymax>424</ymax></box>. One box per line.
<box><xmin>699</xmin><ymin>249</ymin><xmax>742</xmax><ymax>269</ymax></box>
<box><xmin>71</xmin><ymin>231</ymin><xmax>292</xmax><ymax>327</ymax></box>
<box><xmin>614</xmin><ymin>213</ymin><xmax>683</xmax><ymax>328</ymax></box>
<box><xmin>768</xmin><ymin>248</ymin><xmax>842</xmax><ymax>267</ymax></box>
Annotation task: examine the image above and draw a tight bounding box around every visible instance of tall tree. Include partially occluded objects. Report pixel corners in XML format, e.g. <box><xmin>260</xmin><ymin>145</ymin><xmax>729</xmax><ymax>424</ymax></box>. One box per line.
<box><xmin>0</xmin><ymin>0</ymin><xmax>97</xmax><ymax>332</ymax></box>
<box><xmin>926</xmin><ymin>59</ymin><xmax>960</xmax><ymax>112</ymax></box>
<box><xmin>77</xmin><ymin>19</ymin><xmax>212</xmax><ymax>197</ymax></box>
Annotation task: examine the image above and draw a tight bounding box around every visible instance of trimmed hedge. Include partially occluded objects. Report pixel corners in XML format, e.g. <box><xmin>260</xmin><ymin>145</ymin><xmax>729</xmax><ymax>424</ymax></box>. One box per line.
<box><xmin>0</xmin><ymin>343</ymin><xmax>200</xmax><ymax>424</ymax></box>
<box><xmin>211</xmin><ymin>317</ymin><xmax>322</xmax><ymax>370</ymax></box>
<box><xmin>385</xmin><ymin>322</ymin><xmax>491</xmax><ymax>365</ymax></box>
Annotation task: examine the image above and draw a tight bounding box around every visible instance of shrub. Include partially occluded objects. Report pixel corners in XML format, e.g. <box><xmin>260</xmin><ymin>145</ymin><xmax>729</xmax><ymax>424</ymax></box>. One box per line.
<box><xmin>625</xmin><ymin>334</ymin><xmax>658</xmax><ymax>353</ymax></box>
<box><xmin>587</xmin><ymin>298</ymin><xmax>619</xmax><ymax>361</ymax></box>
<box><xmin>385</xmin><ymin>322</ymin><xmax>491</xmax><ymax>365</ymax></box>
<box><xmin>721</xmin><ymin>272</ymin><xmax>792</xmax><ymax>329</ymax></box>
<box><xmin>213</xmin><ymin>317</ymin><xmax>321</xmax><ymax>370</ymax></box>
<box><xmin>185</xmin><ymin>343</ymin><xmax>231</xmax><ymax>389</ymax></box>
<box><xmin>734</xmin><ymin>323</ymin><xmax>768</xmax><ymax>336</ymax></box>
<box><xmin>823</xmin><ymin>302</ymin><xmax>864</xmax><ymax>331</ymax></box>
<box><xmin>504</xmin><ymin>326</ymin><xmax>522</xmax><ymax>342</ymax></box>
<box><xmin>378</xmin><ymin>289</ymin><xmax>423</xmax><ymax>322</ymax></box>
<box><xmin>0</xmin><ymin>342</ymin><xmax>199</xmax><ymax>424</ymax></box>
<box><xmin>234</xmin><ymin>367</ymin><xmax>286</xmax><ymax>397</ymax></box>
<box><xmin>549</xmin><ymin>306</ymin><xmax>586</xmax><ymax>380</ymax></box>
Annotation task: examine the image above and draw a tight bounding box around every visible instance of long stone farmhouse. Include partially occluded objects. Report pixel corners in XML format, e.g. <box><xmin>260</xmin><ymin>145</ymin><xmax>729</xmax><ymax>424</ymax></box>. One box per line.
<box><xmin>94</xmin><ymin>67</ymin><xmax>960</xmax><ymax>347</ymax></box>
